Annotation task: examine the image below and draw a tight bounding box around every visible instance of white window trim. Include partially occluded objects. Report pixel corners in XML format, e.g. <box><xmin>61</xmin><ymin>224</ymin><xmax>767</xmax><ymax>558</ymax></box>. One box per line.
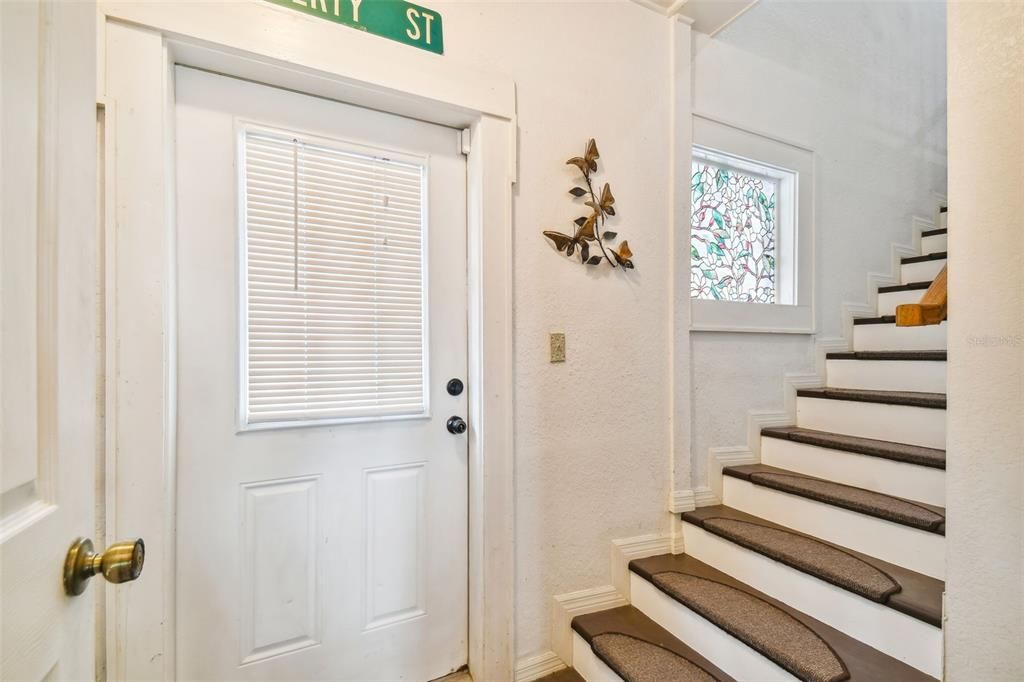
<box><xmin>690</xmin><ymin>113</ymin><xmax>816</xmax><ymax>334</ymax></box>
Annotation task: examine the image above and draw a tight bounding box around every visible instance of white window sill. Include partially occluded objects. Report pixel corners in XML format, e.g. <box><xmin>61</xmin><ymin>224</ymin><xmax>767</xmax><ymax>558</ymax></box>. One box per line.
<box><xmin>690</xmin><ymin>299</ymin><xmax>814</xmax><ymax>334</ymax></box>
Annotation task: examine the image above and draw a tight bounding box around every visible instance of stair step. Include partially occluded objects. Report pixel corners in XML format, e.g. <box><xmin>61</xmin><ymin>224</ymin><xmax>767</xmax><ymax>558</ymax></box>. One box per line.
<box><xmin>823</xmin><ymin>350</ymin><xmax>942</xmax><ymax>387</ymax></box>
<box><xmin>629</xmin><ymin>553</ymin><xmax>938</xmax><ymax>681</ymax></box>
<box><xmin>900</xmin><ymin>253</ymin><xmax>946</xmax><ymax>284</ymax></box>
<box><xmin>796</xmin><ymin>388</ymin><xmax>945</xmax><ymax>449</ymax></box>
<box><xmin>571</xmin><ymin>605</ymin><xmax>735</xmax><ymax>682</ymax></box>
<box><xmin>724</xmin><ymin>464</ymin><xmax>946</xmax><ymax>534</ymax></box>
<box><xmin>824</xmin><ymin>353</ymin><xmax>946</xmax><ymax>392</ymax></box>
<box><xmin>796</xmin><ymin>387</ymin><xmax>945</xmax><ymax>410</ymax></box>
<box><xmin>852</xmin><ymin>318</ymin><xmax>946</xmax><ymax>352</ymax></box>
<box><xmin>878</xmin><ymin>281</ymin><xmax>933</xmax><ymax>294</ymax></box>
<box><xmin>761</xmin><ymin>427</ymin><xmax>945</xmax><ymax>505</ymax></box>
<box><xmin>900</xmin><ymin>251</ymin><xmax>948</xmax><ymax>264</ymax></box>
<box><xmin>682</xmin><ymin>506</ymin><xmax>943</xmax><ymax>626</ymax></box>
<box><xmin>535</xmin><ymin>669</ymin><xmax>585</xmax><ymax>682</ymax></box>
<box><xmin>826</xmin><ymin>351</ymin><xmax>946</xmax><ymax>361</ymax></box>
<box><xmin>679</xmin><ymin>507</ymin><xmax>943</xmax><ymax>674</ymax></box>
<box><xmin>920</xmin><ymin>229</ymin><xmax>947</xmax><ymax>253</ymax></box>
<box><xmin>762</xmin><ymin>426</ymin><xmax>945</xmax><ymax>469</ymax></box>
<box><xmin>721</xmin><ymin>467</ymin><xmax>944</xmax><ymax>579</ymax></box>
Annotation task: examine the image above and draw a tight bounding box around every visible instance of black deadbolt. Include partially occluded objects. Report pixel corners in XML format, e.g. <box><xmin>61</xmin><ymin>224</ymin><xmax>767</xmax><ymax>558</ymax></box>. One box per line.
<box><xmin>446</xmin><ymin>378</ymin><xmax>464</xmax><ymax>396</ymax></box>
<box><xmin>446</xmin><ymin>416</ymin><xmax>467</xmax><ymax>435</ymax></box>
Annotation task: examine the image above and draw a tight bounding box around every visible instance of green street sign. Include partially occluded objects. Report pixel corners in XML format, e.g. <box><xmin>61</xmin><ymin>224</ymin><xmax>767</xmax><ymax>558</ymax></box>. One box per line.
<box><xmin>266</xmin><ymin>0</ymin><xmax>444</xmax><ymax>55</ymax></box>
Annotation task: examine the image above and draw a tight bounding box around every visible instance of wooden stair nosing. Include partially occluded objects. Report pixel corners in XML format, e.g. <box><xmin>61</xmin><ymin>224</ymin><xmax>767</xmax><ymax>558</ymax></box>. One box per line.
<box><xmin>796</xmin><ymin>387</ymin><xmax>946</xmax><ymax>409</ymax></box>
<box><xmin>901</xmin><ymin>251</ymin><xmax>947</xmax><ymax>264</ymax></box>
<box><xmin>825</xmin><ymin>350</ymin><xmax>947</xmax><ymax>362</ymax></box>
<box><xmin>920</xmin><ymin>227</ymin><xmax>947</xmax><ymax>238</ymax></box>
<box><xmin>878</xmin><ymin>280</ymin><xmax>933</xmax><ymax>294</ymax></box>
<box><xmin>681</xmin><ymin>504</ymin><xmax>944</xmax><ymax>626</ymax></box>
<box><xmin>629</xmin><ymin>553</ymin><xmax>938</xmax><ymax>682</ymax></box>
<box><xmin>853</xmin><ymin>315</ymin><xmax>897</xmax><ymax>325</ymax></box>
<box><xmin>533</xmin><ymin>668</ymin><xmax>585</xmax><ymax>682</ymax></box>
<box><xmin>723</xmin><ymin>463</ymin><xmax>946</xmax><ymax>534</ymax></box>
<box><xmin>761</xmin><ymin>425</ymin><xmax>945</xmax><ymax>469</ymax></box>
<box><xmin>571</xmin><ymin>604</ymin><xmax>736</xmax><ymax>682</ymax></box>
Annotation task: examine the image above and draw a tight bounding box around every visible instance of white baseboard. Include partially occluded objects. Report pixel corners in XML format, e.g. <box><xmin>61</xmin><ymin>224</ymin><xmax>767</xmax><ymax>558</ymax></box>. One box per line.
<box><xmin>514</xmin><ymin>651</ymin><xmax>567</xmax><ymax>682</ymax></box>
<box><xmin>550</xmin><ymin>529</ymin><xmax>676</xmax><ymax>667</ymax></box>
<box><xmin>669</xmin><ymin>488</ymin><xmax>695</xmax><ymax>513</ymax></box>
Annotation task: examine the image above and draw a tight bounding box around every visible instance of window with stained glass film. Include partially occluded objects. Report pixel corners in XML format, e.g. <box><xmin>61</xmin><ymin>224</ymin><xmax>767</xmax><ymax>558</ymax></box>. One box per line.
<box><xmin>691</xmin><ymin>151</ymin><xmax>779</xmax><ymax>303</ymax></box>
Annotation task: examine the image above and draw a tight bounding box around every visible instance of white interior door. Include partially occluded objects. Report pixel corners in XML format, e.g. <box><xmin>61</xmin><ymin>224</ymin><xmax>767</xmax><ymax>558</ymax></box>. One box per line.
<box><xmin>174</xmin><ymin>67</ymin><xmax>469</xmax><ymax>681</ymax></box>
<box><xmin>0</xmin><ymin>1</ymin><xmax>98</xmax><ymax>680</ymax></box>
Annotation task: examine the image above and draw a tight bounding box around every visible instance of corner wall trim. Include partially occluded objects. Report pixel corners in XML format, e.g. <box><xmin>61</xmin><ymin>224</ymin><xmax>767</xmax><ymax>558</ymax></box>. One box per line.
<box><xmin>551</xmin><ymin>585</ymin><xmax>628</xmax><ymax>666</ymax></box>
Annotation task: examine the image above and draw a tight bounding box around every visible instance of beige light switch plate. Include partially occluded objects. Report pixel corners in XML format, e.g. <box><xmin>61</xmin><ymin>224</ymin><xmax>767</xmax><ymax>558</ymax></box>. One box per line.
<box><xmin>550</xmin><ymin>332</ymin><xmax>566</xmax><ymax>363</ymax></box>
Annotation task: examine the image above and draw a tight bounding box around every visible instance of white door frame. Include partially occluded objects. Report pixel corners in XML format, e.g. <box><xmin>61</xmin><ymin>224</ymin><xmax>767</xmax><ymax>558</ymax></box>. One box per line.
<box><xmin>98</xmin><ymin>3</ymin><xmax>517</xmax><ymax>680</ymax></box>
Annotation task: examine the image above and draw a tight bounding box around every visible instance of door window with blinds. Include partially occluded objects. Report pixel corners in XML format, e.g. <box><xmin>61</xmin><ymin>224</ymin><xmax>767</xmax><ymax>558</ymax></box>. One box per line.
<box><xmin>240</xmin><ymin>126</ymin><xmax>429</xmax><ymax>428</ymax></box>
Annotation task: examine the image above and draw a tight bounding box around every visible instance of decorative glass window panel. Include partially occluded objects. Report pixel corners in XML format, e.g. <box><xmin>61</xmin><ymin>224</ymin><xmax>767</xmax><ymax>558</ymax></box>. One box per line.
<box><xmin>691</xmin><ymin>149</ymin><xmax>779</xmax><ymax>303</ymax></box>
<box><xmin>241</xmin><ymin>127</ymin><xmax>428</xmax><ymax>427</ymax></box>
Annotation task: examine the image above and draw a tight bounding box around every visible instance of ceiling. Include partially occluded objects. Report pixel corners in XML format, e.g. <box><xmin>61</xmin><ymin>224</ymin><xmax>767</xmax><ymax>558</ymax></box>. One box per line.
<box><xmin>635</xmin><ymin>0</ymin><xmax>761</xmax><ymax>35</ymax></box>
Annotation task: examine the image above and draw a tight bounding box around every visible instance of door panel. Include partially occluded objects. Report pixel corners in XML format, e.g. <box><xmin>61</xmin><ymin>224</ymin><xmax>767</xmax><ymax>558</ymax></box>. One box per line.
<box><xmin>0</xmin><ymin>1</ymin><xmax>97</xmax><ymax>680</ymax></box>
<box><xmin>174</xmin><ymin>67</ymin><xmax>468</xmax><ymax>681</ymax></box>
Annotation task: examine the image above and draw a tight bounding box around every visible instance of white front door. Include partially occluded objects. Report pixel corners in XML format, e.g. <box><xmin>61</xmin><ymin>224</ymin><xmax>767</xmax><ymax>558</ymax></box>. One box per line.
<box><xmin>173</xmin><ymin>67</ymin><xmax>469</xmax><ymax>681</ymax></box>
<box><xmin>1</xmin><ymin>1</ymin><xmax>98</xmax><ymax>680</ymax></box>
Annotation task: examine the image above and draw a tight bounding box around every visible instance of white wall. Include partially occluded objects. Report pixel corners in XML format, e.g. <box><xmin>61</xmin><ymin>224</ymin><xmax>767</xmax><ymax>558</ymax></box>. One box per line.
<box><xmin>688</xmin><ymin>0</ymin><xmax>948</xmax><ymax>487</ymax></box>
<box><xmin>945</xmin><ymin>2</ymin><xmax>1024</xmax><ymax>678</ymax></box>
<box><xmin>438</xmin><ymin>1</ymin><xmax>676</xmax><ymax>662</ymax></box>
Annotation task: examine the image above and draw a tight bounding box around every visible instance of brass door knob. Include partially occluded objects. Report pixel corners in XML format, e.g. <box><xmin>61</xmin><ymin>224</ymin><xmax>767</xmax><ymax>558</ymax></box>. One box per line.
<box><xmin>63</xmin><ymin>537</ymin><xmax>145</xmax><ymax>596</ymax></box>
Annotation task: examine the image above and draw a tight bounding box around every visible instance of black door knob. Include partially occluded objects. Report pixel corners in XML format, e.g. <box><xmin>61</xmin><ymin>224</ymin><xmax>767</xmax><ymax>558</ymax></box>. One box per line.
<box><xmin>446</xmin><ymin>416</ymin><xmax>467</xmax><ymax>435</ymax></box>
<box><xmin>446</xmin><ymin>378</ymin><xmax>464</xmax><ymax>396</ymax></box>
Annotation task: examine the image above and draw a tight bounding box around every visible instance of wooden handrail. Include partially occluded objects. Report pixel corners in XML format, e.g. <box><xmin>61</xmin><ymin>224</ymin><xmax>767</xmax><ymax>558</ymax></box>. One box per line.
<box><xmin>896</xmin><ymin>264</ymin><xmax>947</xmax><ymax>326</ymax></box>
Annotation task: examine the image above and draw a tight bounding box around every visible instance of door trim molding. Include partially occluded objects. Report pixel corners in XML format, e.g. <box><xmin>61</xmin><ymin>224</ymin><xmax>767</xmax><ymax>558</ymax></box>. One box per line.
<box><xmin>99</xmin><ymin>4</ymin><xmax>517</xmax><ymax>679</ymax></box>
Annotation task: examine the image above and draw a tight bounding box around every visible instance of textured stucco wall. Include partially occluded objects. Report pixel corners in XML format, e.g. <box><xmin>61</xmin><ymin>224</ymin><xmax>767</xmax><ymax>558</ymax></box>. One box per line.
<box><xmin>945</xmin><ymin>2</ymin><xmax>1024</xmax><ymax>678</ymax></box>
<box><xmin>437</xmin><ymin>1</ymin><xmax>675</xmax><ymax>661</ymax></box>
<box><xmin>688</xmin><ymin>0</ymin><xmax>948</xmax><ymax>488</ymax></box>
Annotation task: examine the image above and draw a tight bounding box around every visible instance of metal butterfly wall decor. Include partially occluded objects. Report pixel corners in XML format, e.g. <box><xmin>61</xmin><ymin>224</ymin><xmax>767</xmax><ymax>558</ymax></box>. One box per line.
<box><xmin>543</xmin><ymin>139</ymin><xmax>634</xmax><ymax>269</ymax></box>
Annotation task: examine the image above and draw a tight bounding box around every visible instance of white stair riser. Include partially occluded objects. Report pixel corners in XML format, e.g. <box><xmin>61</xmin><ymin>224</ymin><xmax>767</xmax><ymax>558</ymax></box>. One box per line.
<box><xmin>901</xmin><ymin>258</ymin><xmax>946</xmax><ymax>284</ymax></box>
<box><xmin>572</xmin><ymin>633</ymin><xmax>625</xmax><ymax>682</ymax></box>
<box><xmin>681</xmin><ymin>525</ymin><xmax>943</xmax><ymax>677</ymax></box>
<box><xmin>722</xmin><ymin>476</ymin><xmax>945</xmax><ymax>579</ymax></box>
<box><xmin>761</xmin><ymin>438</ymin><xmax>945</xmax><ymax>506</ymax></box>
<box><xmin>877</xmin><ymin>288</ymin><xmax>928</xmax><ymax>316</ymax></box>
<box><xmin>938</xmin><ymin>212</ymin><xmax>947</xmax><ymax>229</ymax></box>
<box><xmin>921</xmin><ymin>233</ymin><xmax>947</xmax><ymax>253</ymax></box>
<box><xmin>797</xmin><ymin>396</ymin><xmax>946</xmax><ymax>449</ymax></box>
<box><xmin>853</xmin><ymin>322</ymin><xmax>946</xmax><ymax>351</ymax></box>
<box><xmin>826</xmin><ymin>359</ymin><xmax>946</xmax><ymax>393</ymax></box>
<box><xmin>630</xmin><ymin>575</ymin><xmax>798</xmax><ymax>681</ymax></box>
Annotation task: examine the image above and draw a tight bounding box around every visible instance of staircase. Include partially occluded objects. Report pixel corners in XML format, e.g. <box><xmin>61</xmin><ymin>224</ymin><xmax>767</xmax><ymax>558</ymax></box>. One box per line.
<box><xmin>550</xmin><ymin>215</ymin><xmax>949</xmax><ymax>682</ymax></box>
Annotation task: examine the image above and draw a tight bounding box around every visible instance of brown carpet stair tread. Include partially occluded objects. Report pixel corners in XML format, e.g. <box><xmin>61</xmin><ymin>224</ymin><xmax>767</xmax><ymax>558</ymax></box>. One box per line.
<box><xmin>796</xmin><ymin>387</ymin><xmax>946</xmax><ymax>409</ymax></box>
<box><xmin>683</xmin><ymin>505</ymin><xmax>943</xmax><ymax>626</ymax></box>
<box><xmin>630</xmin><ymin>554</ymin><xmax>936</xmax><ymax>682</ymax></box>
<box><xmin>762</xmin><ymin>425</ymin><xmax>946</xmax><ymax>469</ymax></box>
<box><xmin>825</xmin><ymin>350</ymin><xmax>947</xmax><ymax>362</ymax></box>
<box><xmin>572</xmin><ymin>605</ymin><xmax>735</xmax><ymax>682</ymax></box>
<box><xmin>725</xmin><ymin>464</ymin><xmax>946</xmax><ymax>533</ymax></box>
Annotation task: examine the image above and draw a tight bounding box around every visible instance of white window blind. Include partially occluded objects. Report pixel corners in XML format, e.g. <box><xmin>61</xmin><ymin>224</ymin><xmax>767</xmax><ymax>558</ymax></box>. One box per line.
<box><xmin>241</xmin><ymin>128</ymin><xmax>428</xmax><ymax>427</ymax></box>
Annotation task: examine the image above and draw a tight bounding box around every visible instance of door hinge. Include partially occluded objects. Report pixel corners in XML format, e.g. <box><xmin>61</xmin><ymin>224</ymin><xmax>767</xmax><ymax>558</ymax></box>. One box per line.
<box><xmin>460</xmin><ymin>128</ymin><xmax>471</xmax><ymax>155</ymax></box>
